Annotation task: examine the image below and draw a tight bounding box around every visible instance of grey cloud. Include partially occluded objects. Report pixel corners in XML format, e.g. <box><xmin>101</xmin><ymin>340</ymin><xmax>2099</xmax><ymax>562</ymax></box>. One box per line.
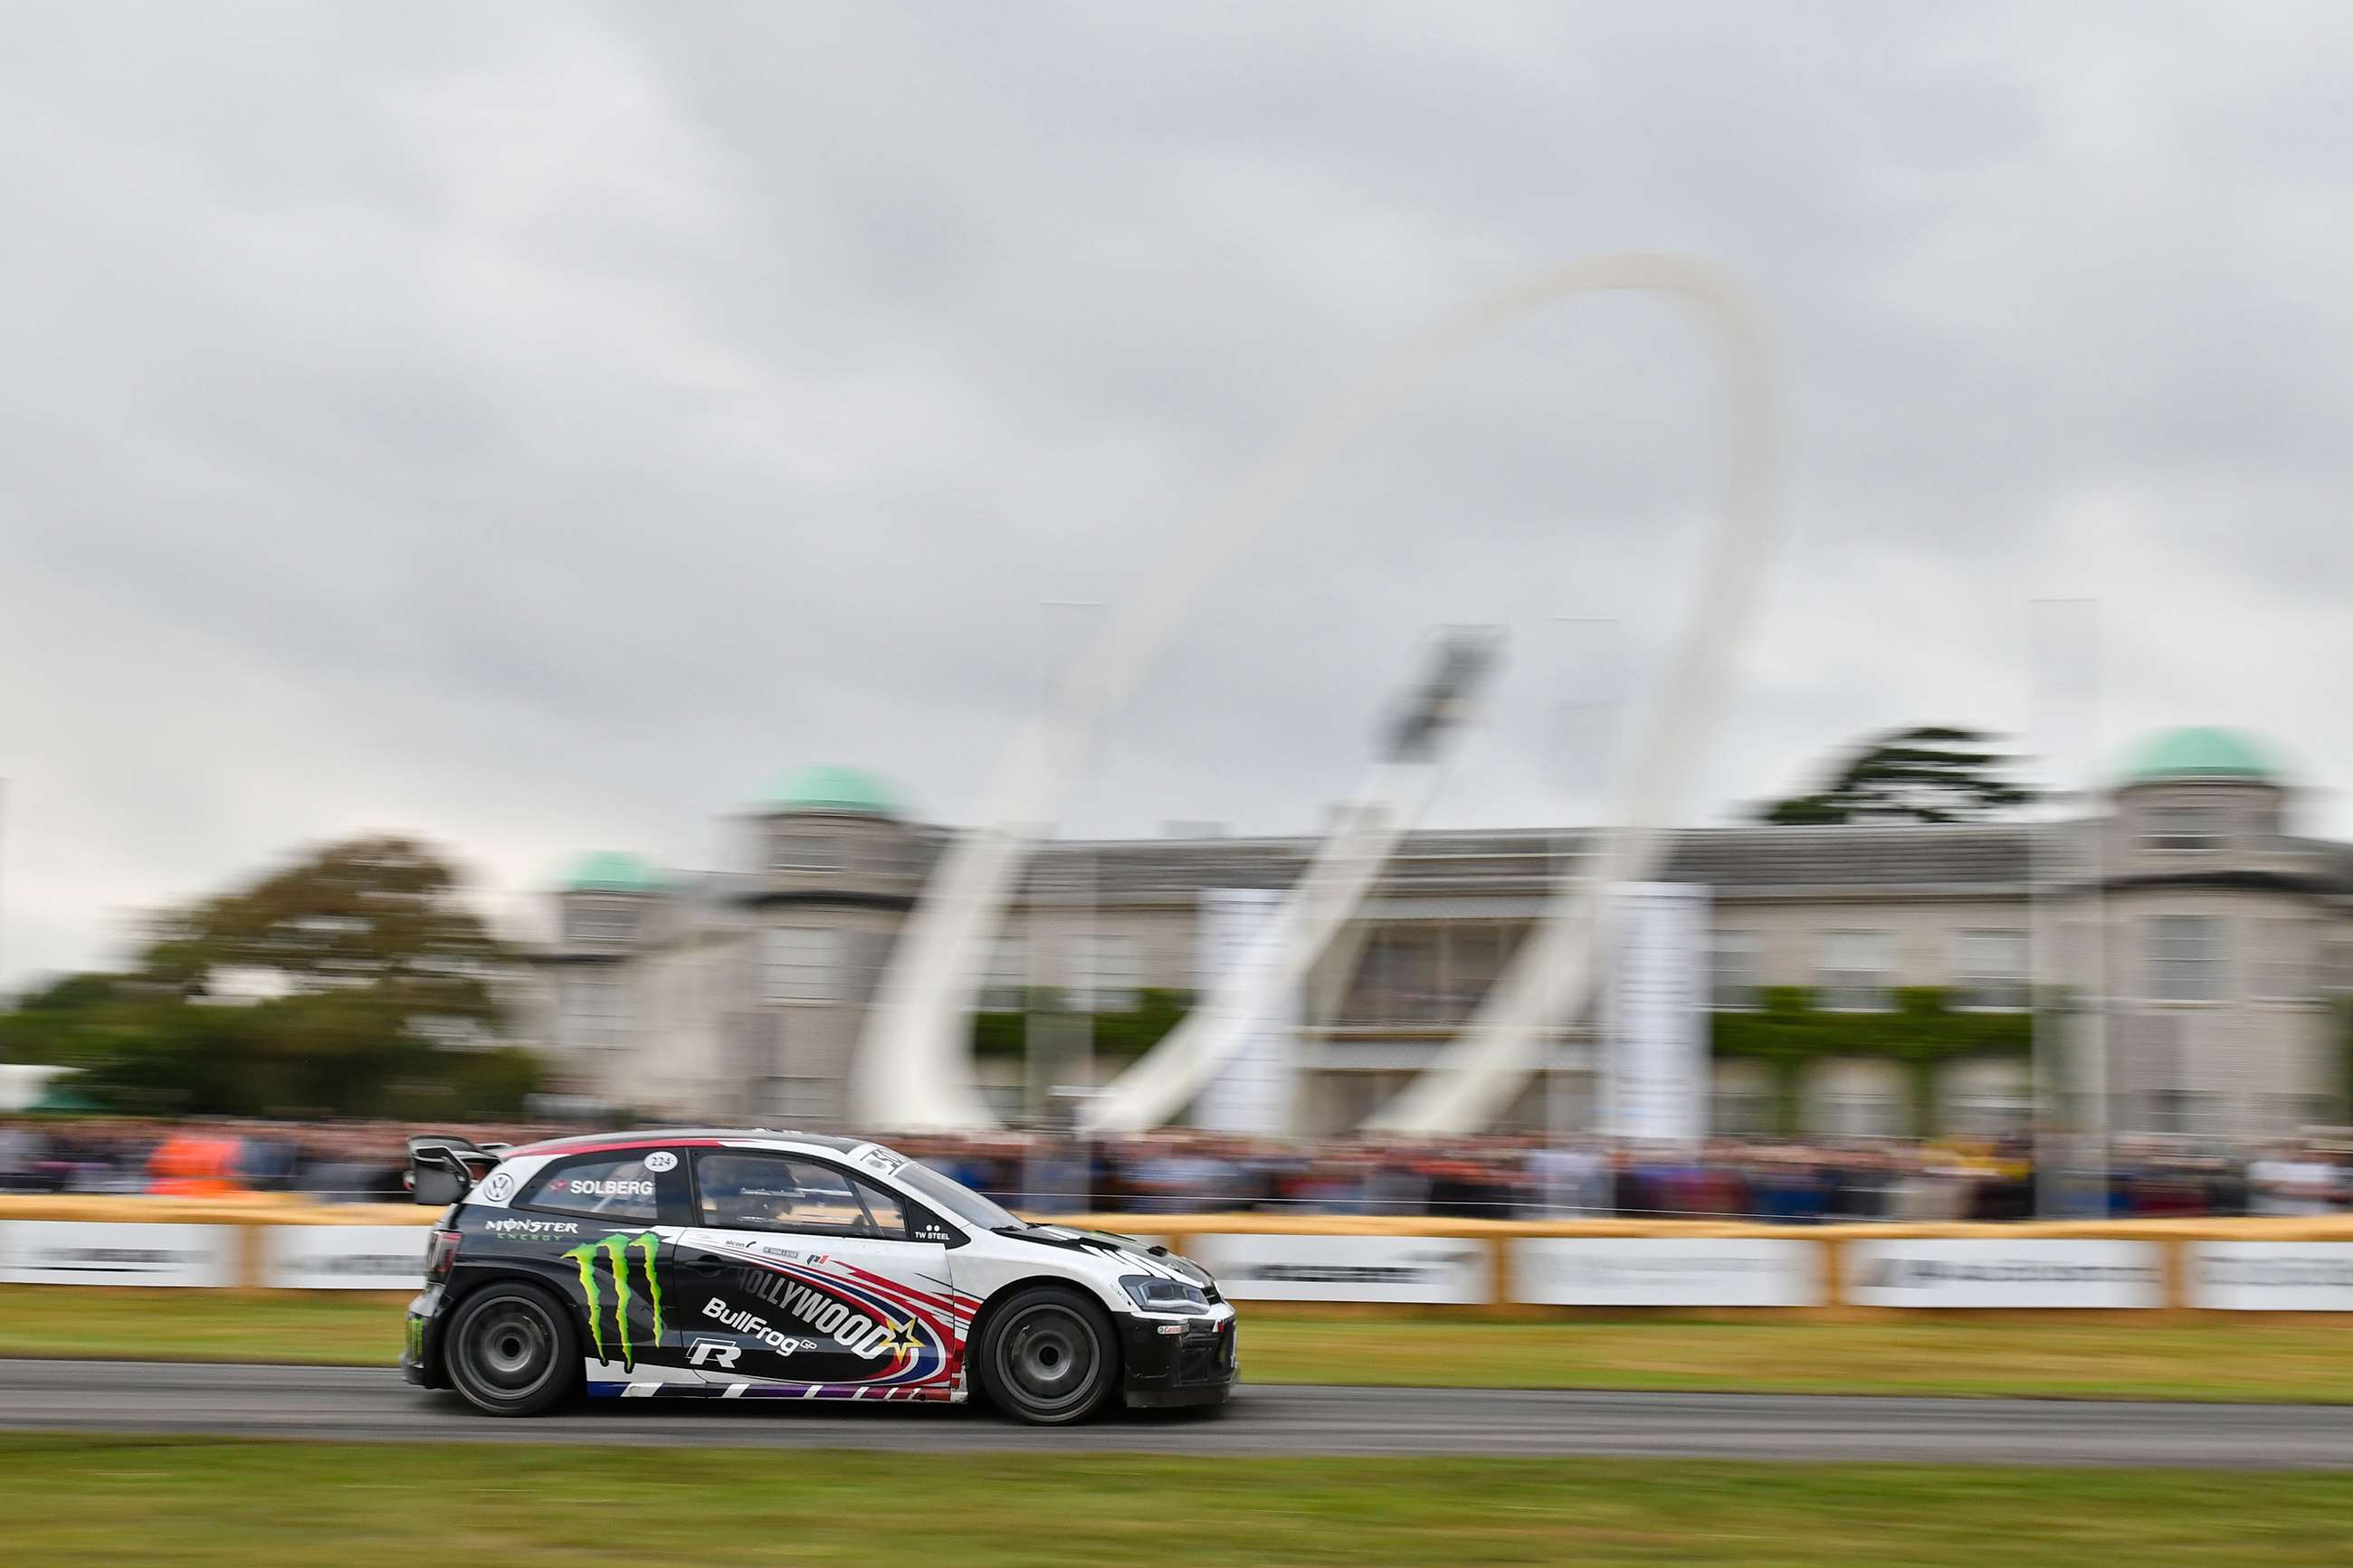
<box><xmin>2</xmin><ymin>0</ymin><xmax>2349</xmax><ymax>987</ymax></box>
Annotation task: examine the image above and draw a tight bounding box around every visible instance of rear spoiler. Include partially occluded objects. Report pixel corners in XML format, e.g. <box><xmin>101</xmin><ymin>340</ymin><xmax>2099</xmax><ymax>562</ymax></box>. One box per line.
<box><xmin>406</xmin><ymin>1135</ymin><xmax>506</xmax><ymax>1205</ymax></box>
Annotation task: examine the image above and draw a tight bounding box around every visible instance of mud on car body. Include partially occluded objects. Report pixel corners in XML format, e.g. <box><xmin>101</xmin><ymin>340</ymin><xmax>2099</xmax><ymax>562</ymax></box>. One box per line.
<box><xmin>401</xmin><ymin>1128</ymin><xmax>1236</xmax><ymax>1424</ymax></box>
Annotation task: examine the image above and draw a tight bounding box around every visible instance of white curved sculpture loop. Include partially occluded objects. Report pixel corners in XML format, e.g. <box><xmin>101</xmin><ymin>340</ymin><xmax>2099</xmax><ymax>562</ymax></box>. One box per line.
<box><xmin>1081</xmin><ymin>627</ymin><xmax>1503</xmax><ymax>1136</ymax></box>
<box><xmin>853</xmin><ymin>255</ymin><xmax>1779</xmax><ymax>1136</ymax></box>
<box><xmin>1081</xmin><ymin>765</ymin><xmax>1449</xmax><ymax>1136</ymax></box>
<box><xmin>1367</xmin><ymin>278</ymin><xmax>1779</xmax><ymax>1134</ymax></box>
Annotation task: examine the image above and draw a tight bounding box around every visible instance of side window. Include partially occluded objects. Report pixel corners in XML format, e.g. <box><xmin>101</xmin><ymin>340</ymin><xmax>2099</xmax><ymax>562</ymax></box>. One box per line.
<box><xmin>519</xmin><ymin>1155</ymin><xmax>662</xmax><ymax>1222</ymax></box>
<box><xmin>694</xmin><ymin>1153</ymin><xmax>908</xmax><ymax>1239</ymax></box>
<box><xmin>859</xmin><ymin>1181</ymin><xmax>907</xmax><ymax>1240</ymax></box>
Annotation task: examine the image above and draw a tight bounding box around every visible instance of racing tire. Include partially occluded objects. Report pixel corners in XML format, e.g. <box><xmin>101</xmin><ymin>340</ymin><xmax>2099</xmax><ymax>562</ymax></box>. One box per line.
<box><xmin>444</xmin><ymin>1280</ymin><xmax>580</xmax><ymax>1417</ymax></box>
<box><xmin>976</xmin><ymin>1285</ymin><xmax>1120</xmax><ymax>1426</ymax></box>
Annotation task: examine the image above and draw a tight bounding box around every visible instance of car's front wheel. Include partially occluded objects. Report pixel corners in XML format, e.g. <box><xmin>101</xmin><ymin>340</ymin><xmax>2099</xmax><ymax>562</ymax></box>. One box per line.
<box><xmin>444</xmin><ymin>1281</ymin><xmax>578</xmax><ymax>1417</ymax></box>
<box><xmin>977</xmin><ymin>1285</ymin><xmax>1119</xmax><ymax>1425</ymax></box>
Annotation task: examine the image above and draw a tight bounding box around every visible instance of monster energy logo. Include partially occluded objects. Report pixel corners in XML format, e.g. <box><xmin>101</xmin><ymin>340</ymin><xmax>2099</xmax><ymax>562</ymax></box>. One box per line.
<box><xmin>561</xmin><ymin>1232</ymin><xmax>665</xmax><ymax>1371</ymax></box>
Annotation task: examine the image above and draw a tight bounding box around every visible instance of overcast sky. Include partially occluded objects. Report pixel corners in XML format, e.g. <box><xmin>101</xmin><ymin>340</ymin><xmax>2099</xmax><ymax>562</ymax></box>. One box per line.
<box><xmin>3</xmin><ymin>2</ymin><xmax>2349</xmax><ymax>987</ymax></box>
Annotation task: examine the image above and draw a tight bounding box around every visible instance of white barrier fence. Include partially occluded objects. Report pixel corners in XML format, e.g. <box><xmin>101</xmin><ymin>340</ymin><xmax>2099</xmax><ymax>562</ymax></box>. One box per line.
<box><xmin>12</xmin><ymin>1220</ymin><xmax>2353</xmax><ymax>1311</ymax></box>
<box><xmin>0</xmin><ymin>1221</ymin><xmax>426</xmax><ymax>1290</ymax></box>
<box><xmin>2187</xmin><ymin>1242</ymin><xmax>2353</xmax><ymax>1312</ymax></box>
<box><xmin>0</xmin><ymin>1221</ymin><xmax>242</xmax><ymax>1288</ymax></box>
<box><xmin>1191</xmin><ymin>1234</ymin><xmax>1491</xmax><ymax>1304</ymax></box>
<box><xmin>262</xmin><ymin>1225</ymin><xmax>433</xmax><ymax>1291</ymax></box>
<box><xmin>1514</xmin><ymin>1238</ymin><xmax>1818</xmax><ymax>1308</ymax></box>
<box><xmin>1843</xmin><ymin>1239</ymin><xmax>2166</xmax><ymax>1310</ymax></box>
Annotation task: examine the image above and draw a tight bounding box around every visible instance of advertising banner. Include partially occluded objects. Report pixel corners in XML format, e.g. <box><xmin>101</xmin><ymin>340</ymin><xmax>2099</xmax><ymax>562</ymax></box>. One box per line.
<box><xmin>263</xmin><ymin>1224</ymin><xmax>429</xmax><ymax>1290</ymax></box>
<box><xmin>1192</xmin><ymin>888</ymin><xmax>1296</xmax><ymax>1136</ymax></box>
<box><xmin>0</xmin><ymin>1221</ymin><xmax>239</xmax><ymax>1287</ymax></box>
<box><xmin>1191</xmin><ymin>1232</ymin><xmax>1491</xmax><ymax>1303</ymax></box>
<box><xmin>1603</xmin><ymin>882</ymin><xmax>1710</xmax><ymax>1143</ymax></box>
<box><xmin>1513</xmin><ymin>1237</ymin><xmax>1818</xmax><ymax>1307</ymax></box>
<box><xmin>2186</xmin><ymin>1242</ymin><xmax>2353</xmax><ymax>1311</ymax></box>
<box><xmin>1844</xmin><ymin>1238</ymin><xmax>2163</xmax><ymax>1309</ymax></box>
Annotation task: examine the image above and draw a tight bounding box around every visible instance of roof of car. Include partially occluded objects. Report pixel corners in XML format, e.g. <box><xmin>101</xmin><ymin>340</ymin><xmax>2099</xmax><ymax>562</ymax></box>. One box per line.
<box><xmin>503</xmin><ymin>1127</ymin><xmax>871</xmax><ymax>1159</ymax></box>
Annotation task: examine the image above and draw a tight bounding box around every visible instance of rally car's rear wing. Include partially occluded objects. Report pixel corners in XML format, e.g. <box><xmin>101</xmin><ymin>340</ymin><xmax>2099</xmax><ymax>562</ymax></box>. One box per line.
<box><xmin>407</xmin><ymin>1135</ymin><xmax>506</xmax><ymax>1205</ymax></box>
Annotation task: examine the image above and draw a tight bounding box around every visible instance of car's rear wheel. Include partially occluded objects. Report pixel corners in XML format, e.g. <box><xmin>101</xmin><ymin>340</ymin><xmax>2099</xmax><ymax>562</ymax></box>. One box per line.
<box><xmin>978</xmin><ymin>1286</ymin><xmax>1119</xmax><ymax>1425</ymax></box>
<box><xmin>445</xmin><ymin>1281</ymin><xmax>577</xmax><ymax>1417</ymax></box>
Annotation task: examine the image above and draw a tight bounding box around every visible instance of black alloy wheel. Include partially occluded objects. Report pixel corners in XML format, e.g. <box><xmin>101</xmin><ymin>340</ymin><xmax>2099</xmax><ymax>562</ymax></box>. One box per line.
<box><xmin>980</xmin><ymin>1286</ymin><xmax>1118</xmax><ymax>1425</ymax></box>
<box><xmin>445</xmin><ymin>1282</ymin><xmax>578</xmax><ymax>1416</ymax></box>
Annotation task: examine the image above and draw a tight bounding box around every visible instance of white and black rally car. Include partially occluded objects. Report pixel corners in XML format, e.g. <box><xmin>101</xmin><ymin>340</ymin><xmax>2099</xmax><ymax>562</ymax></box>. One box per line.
<box><xmin>401</xmin><ymin>1128</ymin><xmax>1236</xmax><ymax>1424</ymax></box>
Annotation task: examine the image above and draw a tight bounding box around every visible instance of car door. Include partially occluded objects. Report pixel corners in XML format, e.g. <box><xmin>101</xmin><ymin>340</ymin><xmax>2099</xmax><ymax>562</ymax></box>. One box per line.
<box><xmin>677</xmin><ymin>1149</ymin><xmax>956</xmax><ymax>1395</ymax></box>
<box><xmin>502</xmin><ymin>1147</ymin><xmax>695</xmax><ymax>1385</ymax></box>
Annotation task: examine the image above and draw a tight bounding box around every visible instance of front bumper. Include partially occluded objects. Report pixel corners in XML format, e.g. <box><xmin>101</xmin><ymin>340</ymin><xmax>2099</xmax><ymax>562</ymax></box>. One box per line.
<box><xmin>400</xmin><ymin>1285</ymin><xmax>446</xmax><ymax>1388</ymax></box>
<box><xmin>1116</xmin><ymin>1302</ymin><xmax>1238</xmax><ymax>1409</ymax></box>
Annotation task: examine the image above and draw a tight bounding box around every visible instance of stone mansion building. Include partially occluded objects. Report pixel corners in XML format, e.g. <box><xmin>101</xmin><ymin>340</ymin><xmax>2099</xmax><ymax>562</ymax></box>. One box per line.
<box><xmin>519</xmin><ymin>730</ymin><xmax>2352</xmax><ymax>1144</ymax></box>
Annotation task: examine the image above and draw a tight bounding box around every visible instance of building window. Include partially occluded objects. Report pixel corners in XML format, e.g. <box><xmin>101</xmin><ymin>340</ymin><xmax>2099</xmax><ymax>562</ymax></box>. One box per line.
<box><xmin>2147</xmin><ymin>915</ymin><xmax>2222</xmax><ymax>1003</ymax></box>
<box><xmin>2327</xmin><ymin>941</ymin><xmax>2353</xmax><ymax>1001</ymax></box>
<box><xmin>1815</xmin><ymin>930</ymin><xmax>1894</xmax><ymax>1012</ymax></box>
<box><xmin>1440</xmin><ymin>924</ymin><xmax>1511</xmax><ymax>1021</ymax></box>
<box><xmin>2059</xmin><ymin>922</ymin><xmax>2103</xmax><ymax>1003</ymax></box>
<box><xmin>762</xmin><ymin>927</ymin><xmax>837</xmax><ymax>1003</ymax></box>
<box><xmin>1071</xmin><ymin>932</ymin><xmax>1140</xmax><ymax>1012</ymax></box>
<box><xmin>1710</xmin><ymin>929</ymin><xmax>1758</xmax><ymax>1011</ymax></box>
<box><xmin>565</xmin><ymin>899</ymin><xmax>636</xmax><ymax>944</ymax></box>
<box><xmin>1341</xmin><ymin>926</ymin><xmax>1443</xmax><ymax>1025</ymax></box>
<box><xmin>768</xmin><ymin>830</ymin><xmax>843</xmax><ymax>872</ymax></box>
<box><xmin>2144</xmin><ymin>805</ymin><xmax>2221</xmax><ymax>851</ymax></box>
<box><xmin>2256</xmin><ymin>918</ymin><xmax>2315</xmax><ymax>1003</ymax></box>
<box><xmin>1710</xmin><ymin>1084</ymin><xmax>1771</xmax><ymax>1136</ymax></box>
<box><xmin>979</xmin><ymin>933</ymin><xmax>1027</xmax><ymax>1011</ymax></box>
<box><xmin>857</xmin><ymin>833</ymin><xmax>911</xmax><ymax>877</ymax></box>
<box><xmin>1813</xmin><ymin>1086</ymin><xmax>1906</xmax><ymax>1138</ymax></box>
<box><xmin>1955</xmin><ymin>929</ymin><xmax>2030</xmax><ymax>1011</ymax></box>
<box><xmin>2149</xmin><ymin>1088</ymin><xmax>2215</xmax><ymax>1136</ymax></box>
<box><xmin>557</xmin><ymin>974</ymin><xmax>627</xmax><ymax>1049</ymax></box>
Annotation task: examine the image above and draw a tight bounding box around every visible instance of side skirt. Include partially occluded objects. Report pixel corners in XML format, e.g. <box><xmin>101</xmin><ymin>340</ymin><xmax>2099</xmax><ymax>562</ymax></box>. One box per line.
<box><xmin>587</xmin><ymin>1381</ymin><xmax>963</xmax><ymax>1402</ymax></box>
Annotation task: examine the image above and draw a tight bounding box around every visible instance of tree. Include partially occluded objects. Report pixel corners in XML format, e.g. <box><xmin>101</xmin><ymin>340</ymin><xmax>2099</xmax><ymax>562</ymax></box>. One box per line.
<box><xmin>2</xmin><ymin>836</ymin><xmax>541</xmax><ymax>1118</ymax></box>
<box><xmin>1757</xmin><ymin>726</ymin><xmax>2034</xmax><ymax>825</ymax></box>
<box><xmin>138</xmin><ymin>835</ymin><xmax>507</xmax><ymax>1026</ymax></box>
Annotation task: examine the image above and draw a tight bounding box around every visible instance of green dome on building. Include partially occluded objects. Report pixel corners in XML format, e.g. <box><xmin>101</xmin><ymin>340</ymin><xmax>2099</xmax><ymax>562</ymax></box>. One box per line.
<box><xmin>766</xmin><ymin>765</ymin><xmax>902</xmax><ymax>816</ymax></box>
<box><xmin>563</xmin><ymin>851</ymin><xmax>665</xmax><ymax>893</ymax></box>
<box><xmin>2120</xmin><ymin>727</ymin><xmax>2282</xmax><ymax>785</ymax></box>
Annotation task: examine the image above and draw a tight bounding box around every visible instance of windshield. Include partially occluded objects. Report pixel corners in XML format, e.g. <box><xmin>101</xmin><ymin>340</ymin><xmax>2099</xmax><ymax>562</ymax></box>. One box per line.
<box><xmin>896</xmin><ymin>1158</ymin><xmax>1023</xmax><ymax>1232</ymax></box>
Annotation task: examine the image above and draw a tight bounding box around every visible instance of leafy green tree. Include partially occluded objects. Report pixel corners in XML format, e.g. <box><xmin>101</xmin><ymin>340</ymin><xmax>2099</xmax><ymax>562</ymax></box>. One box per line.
<box><xmin>0</xmin><ymin>971</ymin><xmax>130</xmax><ymax>1066</ymax></box>
<box><xmin>1758</xmin><ymin>726</ymin><xmax>2034</xmax><ymax>825</ymax></box>
<box><xmin>138</xmin><ymin>835</ymin><xmax>505</xmax><ymax>1022</ymax></box>
<box><xmin>4</xmin><ymin>836</ymin><xmax>541</xmax><ymax>1118</ymax></box>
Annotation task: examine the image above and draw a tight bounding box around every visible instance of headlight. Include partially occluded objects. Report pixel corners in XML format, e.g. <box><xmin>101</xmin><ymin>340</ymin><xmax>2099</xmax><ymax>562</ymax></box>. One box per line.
<box><xmin>1119</xmin><ymin>1273</ymin><xmax>1210</xmax><ymax>1314</ymax></box>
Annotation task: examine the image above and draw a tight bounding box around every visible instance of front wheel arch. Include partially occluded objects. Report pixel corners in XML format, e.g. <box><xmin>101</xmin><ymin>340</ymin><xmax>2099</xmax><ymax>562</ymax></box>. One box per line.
<box><xmin>971</xmin><ymin>1282</ymin><xmax>1122</xmax><ymax>1425</ymax></box>
<box><xmin>962</xmin><ymin>1272</ymin><xmax>1121</xmax><ymax>1373</ymax></box>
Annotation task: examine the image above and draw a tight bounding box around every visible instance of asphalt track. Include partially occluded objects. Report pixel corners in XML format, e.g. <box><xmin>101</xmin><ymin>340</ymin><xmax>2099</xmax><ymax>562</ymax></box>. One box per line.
<box><xmin>6</xmin><ymin>1359</ymin><xmax>2353</xmax><ymax>1468</ymax></box>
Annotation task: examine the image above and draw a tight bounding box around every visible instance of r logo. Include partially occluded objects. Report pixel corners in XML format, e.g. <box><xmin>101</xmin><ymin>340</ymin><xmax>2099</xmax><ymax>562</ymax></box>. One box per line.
<box><xmin>686</xmin><ymin>1338</ymin><xmax>742</xmax><ymax>1369</ymax></box>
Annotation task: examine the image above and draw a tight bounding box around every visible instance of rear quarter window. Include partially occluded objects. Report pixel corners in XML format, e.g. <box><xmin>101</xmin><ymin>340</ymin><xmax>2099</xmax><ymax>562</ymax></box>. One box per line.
<box><xmin>519</xmin><ymin>1154</ymin><xmax>662</xmax><ymax>1222</ymax></box>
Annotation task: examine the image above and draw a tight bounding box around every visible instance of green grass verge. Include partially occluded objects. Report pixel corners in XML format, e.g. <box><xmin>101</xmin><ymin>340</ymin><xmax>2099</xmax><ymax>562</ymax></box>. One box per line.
<box><xmin>8</xmin><ymin>1287</ymin><xmax>2353</xmax><ymax>1402</ymax></box>
<box><xmin>14</xmin><ymin>1437</ymin><xmax>2353</xmax><ymax>1564</ymax></box>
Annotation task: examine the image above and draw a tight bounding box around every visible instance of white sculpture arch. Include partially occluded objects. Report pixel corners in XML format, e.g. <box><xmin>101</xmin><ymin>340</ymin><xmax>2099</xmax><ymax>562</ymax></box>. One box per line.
<box><xmin>853</xmin><ymin>255</ymin><xmax>1780</xmax><ymax>1135</ymax></box>
<box><xmin>1080</xmin><ymin>628</ymin><xmax>1503</xmax><ymax>1136</ymax></box>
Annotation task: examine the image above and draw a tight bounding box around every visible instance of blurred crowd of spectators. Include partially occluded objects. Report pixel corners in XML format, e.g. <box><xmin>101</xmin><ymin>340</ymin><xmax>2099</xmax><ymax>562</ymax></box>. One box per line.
<box><xmin>8</xmin><ymin>1115</ymin><xmax>2351</xmax><ymax>1221</ymax></box>
<box><xmin>0</xmin><ymin>1117</ymin><xmax>562</xmax><ymax>1202</ymax></box>
<box><xmin>902</xmin><ymin>1132</ymin><xmax>2330</xmax><ymax>1221</ymax></box>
